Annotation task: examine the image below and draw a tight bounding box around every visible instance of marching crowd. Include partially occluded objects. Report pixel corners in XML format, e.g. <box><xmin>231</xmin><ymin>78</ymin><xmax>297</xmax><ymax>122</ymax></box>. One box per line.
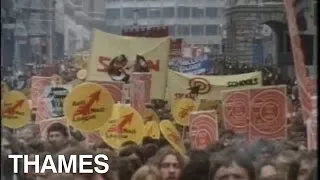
<box><xmin>1</xmin><ymin>106</ymin><xmax>317</xmax><ymax>180</ymax></box>
<box><xmin>1</xmin><ymin>58</ymin><xmax>317</xmax><ymax>180</ymax></box>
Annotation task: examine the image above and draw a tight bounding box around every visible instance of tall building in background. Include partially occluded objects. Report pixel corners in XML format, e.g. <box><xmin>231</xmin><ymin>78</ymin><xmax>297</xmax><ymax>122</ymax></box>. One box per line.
<box><xmin>105</xmin><ymin>0</ymin><xmax>226</xmax><ymax>54</ymax></box>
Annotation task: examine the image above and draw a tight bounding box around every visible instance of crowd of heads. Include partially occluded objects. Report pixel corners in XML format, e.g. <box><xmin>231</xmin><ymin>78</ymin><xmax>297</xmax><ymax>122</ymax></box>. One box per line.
<box><xmin>1</xmin><ymin>99</ymin><xmax>317</xmax><ymax>180</ymax></box>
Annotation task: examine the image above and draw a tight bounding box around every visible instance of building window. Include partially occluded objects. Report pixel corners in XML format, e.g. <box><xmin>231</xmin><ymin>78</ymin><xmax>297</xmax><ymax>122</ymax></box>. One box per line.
<box><xmin>168</xmin><ymin>25</ymin><xmax>175</xmax><ymax>36</ymax></box>
<box><xmin>163</xmin><ymin>7</ymin><xmax>175</xmax><ymax>18</ymax></box>
<box><xmin>192</xmin><ymin>8</ymin><xmax>204</xmax><ymax>18</ymax></box>
<box><xmin>205</xmin><ymin>7</ymin><xmax>218</xmax><ymax>18</ymax></box>
<box><xmin>136</xmin><ymin>8</ymin><xmax>148</xmax><ymax>18</ymax></box>
<box><xmin>177</xmin><ymin>7</ymin><xmax>190</xmax><ymax>18</ymax></box>
<box><xmin>106</xmin><ymin>0</ymin><xmax>120</xmax><ymax>2</ymax></box>
<box><xmin>191</xmin><ymin>25</ymin><xmax>204</xmax><ymax>36</ymax></box>
<box><xmin>106</xmin><ymin>26</ymin><xmax>121</xmax><ymax>34</ymax></box>
<box><xmin>149</xmin><ymin>9</ymin><xmax>161</xmax><ymax>18</ymax></box>
<box><xmin>123</xmin><ymin>8</ymin><xmax>135</xmax><ymax>19</ymax></box>
<box><xmin>106</xmin><ymin>9</ymin><xmax>121</xmax><ymax>19</ymax></box>
<box><xmin>177</xmin><ymin>25</ymin><xmax>190</xmax><ymax>36</ymax></box>
<box><xmin>206</xmin><ymin>25</ymin><xmax>218</xmax><ymax>35</ymax></box>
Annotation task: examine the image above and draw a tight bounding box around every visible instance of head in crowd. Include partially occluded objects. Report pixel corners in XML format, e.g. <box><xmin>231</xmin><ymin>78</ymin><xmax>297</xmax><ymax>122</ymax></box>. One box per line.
<box><xmin>17</xmin><ymin>124</ymin><xmax>39</xmax><ymax>143</ymax></box>
<box><xmin>209</xmin><ymin>150</ymin><xmax>256</xmax><ymax>180</ymax></box>
<box><xmin>255</xmin><ymin>160</ymin><xmax>277</xmax><ymax>179</ymax></box>
<box><xmin>57</xmin><ymin>146</ymin><xmax>104</xmax><ymax>180</ymax></box>
<box><xmin>182</xmin><ymin>150</ymin><xmax>210</xmax><ymax>180</ymax></box>
<box><xmin>273</xmin><ymin>150</ymin><xmax>298</xmax><ymax>179</ymax></box>
<box><xmin>151</xmin><ymin>146</ymin><xmax>184</xmax><ymax>180</ymax></box>
<box><xmin>46</xmin><ymin>123</ymin><xmax>69</xmax><ymax>152</ymax></box>
<box><xmin>131</xmin><ymin>165</ymin><xmax>162</xmax><ymax>180</ymax></box>
<box><xmin>1</xmin><ymin>128</ymin><xmax>24</xmax><ymax>180</ymax></box>
<box><xmin>117</xmin><ymin>154</ymin><xmax>143</xmax><ymax>180</ymax></box>
<box><xmin>119</xmin><ymin>143</ymin><xmax>144</xmax><ymax>163</ymax></box>
<box><xmin>27</xmin><ymin>152</ymin><xmax>57</xmax><ymax>180</ymax></box>
<box><xmin>288</xmin><ymin>151</ymin><xmax>317</xmax><ymax>180</ymax></box>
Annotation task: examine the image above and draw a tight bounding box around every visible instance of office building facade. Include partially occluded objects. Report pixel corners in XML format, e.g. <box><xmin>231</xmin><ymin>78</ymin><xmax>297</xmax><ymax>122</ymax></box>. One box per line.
<box><xmin>105</xmin><ymin>0</ymin><xmax>226</xmax><ymax>53</ymax></box>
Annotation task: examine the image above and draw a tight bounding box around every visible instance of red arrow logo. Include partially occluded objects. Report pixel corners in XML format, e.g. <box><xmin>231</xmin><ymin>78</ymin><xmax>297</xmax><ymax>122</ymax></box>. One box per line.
<box><xmin>73</xmin><ymin>90</ymin><xmax>101</xmax><ymax>120</ymax></box>
<box><xmin>108</xmin><ymin>113</ymin><xmax>134</xmax><ymax>133</ymax></box>
<box><xmin>3</xmin><ymin>99</ymin><xmax>25</xmax><ymax>116</ymax></box>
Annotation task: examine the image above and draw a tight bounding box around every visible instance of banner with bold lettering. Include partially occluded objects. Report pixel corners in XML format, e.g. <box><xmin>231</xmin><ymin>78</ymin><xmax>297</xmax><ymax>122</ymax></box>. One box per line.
<box><xmin>86</xmin><ymin>29</ymin><xmax>170</xmax><ymax>100</ymax></box>
<box><xmin>189</xmin><ymin>110</ymin><xmax>219</xmax><ymax>150</ymax></box>
<box><xmin>173</xmin><ymin>55</ymin><xmax>213</xmax><ymax>75</ymax></box>
<box><xmin>222</xmin><ymin>85</ymin><xmax>287</xmax><ymax>141</ymax></box>
<box><xmin>166</xmin><ymin>70</ymin><xmax>262</xmax><ymax>105</ymax></box>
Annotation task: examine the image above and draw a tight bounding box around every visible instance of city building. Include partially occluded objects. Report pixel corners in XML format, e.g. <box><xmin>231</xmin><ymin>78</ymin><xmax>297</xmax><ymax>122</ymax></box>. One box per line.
<box><xmin>1</xmin><ymin>0</ymin><xmax>106</xmax><ymax>68</ymax></box>
<box><xmin>105</xmin><ymin>0</ymin><xmax>226</xmax><ymax>54</ymax></box>
<box><xmin>224</xmin><ymin>0</ymin><xmax>317</xmax><ymax>75</ymax></box>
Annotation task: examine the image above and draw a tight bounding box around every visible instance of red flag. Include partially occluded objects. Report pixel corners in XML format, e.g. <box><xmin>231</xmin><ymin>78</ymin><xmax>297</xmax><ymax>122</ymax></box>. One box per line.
<box><xmin>283</xmin><ymin>0</ymin><xmax>316</xmax><ymax>121</ymax></box>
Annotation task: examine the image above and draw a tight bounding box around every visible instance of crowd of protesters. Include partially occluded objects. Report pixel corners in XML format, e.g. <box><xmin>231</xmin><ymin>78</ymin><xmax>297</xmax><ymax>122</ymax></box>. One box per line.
<box><xmin>1</xmin><ymin>56</ymin><xmax>317</xmax><ymax>180</ymax></box>
<box><xmin>1</xmin><ymin>106</ymin><xmax>317</xmax><ymax>180</ymax></box>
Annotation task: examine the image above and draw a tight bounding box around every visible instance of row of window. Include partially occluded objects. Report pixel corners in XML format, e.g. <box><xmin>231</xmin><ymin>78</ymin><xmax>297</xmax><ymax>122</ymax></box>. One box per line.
<box><xmin>106</xmin><ymin>7</ymin><xmax>224</xmax><ymax>19</ymax></box>
<box><xmin>106</xmin><ymin>25</ymin><xmax>221</xmax><ymax>36</ymax></box>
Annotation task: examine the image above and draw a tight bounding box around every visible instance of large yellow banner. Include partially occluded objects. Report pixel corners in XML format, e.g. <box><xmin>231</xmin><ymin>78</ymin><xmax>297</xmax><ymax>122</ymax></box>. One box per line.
<box><xmin>166</xmin><ymin>70</ymin><xmax>262</xmax><ymax>104</ymax></box>
<box><xmin>86</xmin><ymin>29</ymin><xmax>170</xmax><ymax>100</ymax></box>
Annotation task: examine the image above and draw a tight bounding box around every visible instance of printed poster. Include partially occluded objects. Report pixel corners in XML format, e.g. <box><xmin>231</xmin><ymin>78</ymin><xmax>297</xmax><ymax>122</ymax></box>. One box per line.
<box><xmin>131</xmin><ymin>80</ymin><xmax>147</xmax><ymax>116</ymax></box>
<box><xmin>189</xmin><ymin>110</ymin><xmax>219</xmax><ymax>150</ymax></box>
<box><xmin>131</xmin><ymin>73</ymin><xmax>152</xmax><ymax>104</ymax></box>
<box><xmin>249</xmin><ymin>86</ymin><xmax>287</xmax><ymax>141</ymax></box>
<box><xmin>41</xmin><ymin>85</ymin><xmax>71</xmax><ymax>119</ymax></box>
<box><xmin>222</xmin><ymin>85</ymin><xmax>287</xmax><ymax>141</ymax></box>
<box><xmin>31</xmin><ymin>76</ymin><xmax>52</xmax><ymax>109</ymax></box>
<box><xmin>222</xmin><ymin>89</ymin><xmax>250</xmax><ymax>134</ymax></box>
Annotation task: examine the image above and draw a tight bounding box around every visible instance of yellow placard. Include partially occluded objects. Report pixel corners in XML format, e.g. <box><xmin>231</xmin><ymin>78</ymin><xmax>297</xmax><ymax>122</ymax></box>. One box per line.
<box><xmin>63</xmin><ymin>82</ymin><xmax>114</xmax><ymax>132</ymax></box>
<box><xmin>172</xmin><ymin>98</ymin><xmax>197</xmax><ymax>126</ymax></box>
<box><xmin>1</xmin><ymin>91</ymin><xmax>31</xmax><ymax>129</ymax></box>
<box><xmin>86</xmin><ymin>29</ymin><xmax>170</xmax><ymax>100</ymax></box>
<box><xmin>160</xmin><ymin>120</ymin><xmax>186</xmax><ymax>154</ymax></box>
<box><xmin>144</xmin><ymin>121</ymin><xmax>160</xmax><ymax>139</ymax></box>
<box><xmin>142</xmin><ymin>108</ymin><xmax>160</xmax><ymax>123</ymax></box>
<box><xmin>100</xmin><ymin>104</ymin><xmax>144</xmax><ymax>149</ymax></box>
<box><xmin>166</xmin><ymin>70</ymin><xmax>262</xmax><ymax>105</ymax></box>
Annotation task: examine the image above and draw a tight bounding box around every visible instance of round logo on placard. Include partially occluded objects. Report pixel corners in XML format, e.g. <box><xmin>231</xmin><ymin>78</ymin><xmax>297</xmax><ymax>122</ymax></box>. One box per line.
<box><xmin>188</xmin><ymin>78</ymin><xmax>211</xmax><ymax>95</ymax></box>
<box><xmin>63</xmin><ymin>83</ymin><xmax>114</xmax><ymax>132</ymax></box>
<box><xmin>2</xmin><ymin>91</ymin><xmax>31</xmax><ymax>129</ymax></box>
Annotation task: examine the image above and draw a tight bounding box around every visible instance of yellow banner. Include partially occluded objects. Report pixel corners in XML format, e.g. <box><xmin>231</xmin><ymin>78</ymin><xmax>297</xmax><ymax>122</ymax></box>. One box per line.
<box><xmin>87</xmin><ymin>29</ymin><xmax>170</xmax><ymax>100</ymax></box>
<box><xmin>166</xmin><ymin>70</ymin><xmax>262</xmax><ymax>104</ymax></box>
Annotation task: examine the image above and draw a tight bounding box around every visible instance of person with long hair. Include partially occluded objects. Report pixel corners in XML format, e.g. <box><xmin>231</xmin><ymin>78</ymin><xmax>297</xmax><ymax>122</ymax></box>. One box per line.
<box><xmin>131</xmin><ymin>165</ymin><xmax>162</xmax><ymax>180</ymax></box>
